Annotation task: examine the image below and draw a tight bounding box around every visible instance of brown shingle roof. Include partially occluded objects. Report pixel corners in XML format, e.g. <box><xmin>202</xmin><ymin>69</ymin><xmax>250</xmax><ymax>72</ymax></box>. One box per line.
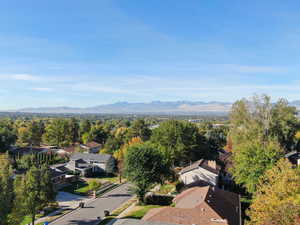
<box><xmin>85</xmin><ymin>141</ymin><xmax>101</xmax><ymax>148</ymax></box>
<box><xmin>143</xmin><ymin>186</ymin><xmax>240</xmax><ymax>225</ymax></box>
<box><xmin>63</xmin><ymin>146</ymin><xmax>76</xmax><ymax>153</ymax></box>
<box><xmin>143</xmin><ymin>207</ymin><xmax>227</xmax><ymax>225</ymax></box>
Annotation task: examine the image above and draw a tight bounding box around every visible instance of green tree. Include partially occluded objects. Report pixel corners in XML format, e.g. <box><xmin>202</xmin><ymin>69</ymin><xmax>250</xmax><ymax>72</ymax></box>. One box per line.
<box><xmin>16</xmin><ymin>120</ymin><xmax>44</xmax><ymax>147</ymax></box>
<box><xmin>128</xmin><ymin>119</ymin><xmax>151</xmax><ymax>141</ymax></box>
<box><xmin>104</xmin><ymin>136</ymin><xmax>122</xmax><ymax>154</ymax></box>
<box><xmin>43</xmin><ymin>119</ymin><xmax>72</xmax><ymax>147</ymax></box>
<box><xmin>247</xmin><ymin>159</ymin><xmax>300</xmax><ymax>225</ymax></box>
<box><xmin>230</xmin><ymin>139</ymin><xmax>283</xmax><ymax>193</ymax></box>
<box><xmin>0</xmin><ymin>121</ymin><xmax>16</xmax><ymax>153</ymax></box>
<box><xmin>68</xmin><ymin>118</ymin><xmax>79</xmax><ymax>144</ymax></box>
<box><xmin>230</xmin><ymin>95</ymin><xmax>298</xmax><ymax>151</ymax></box>
<box><xmin>82</xmin><ymin>132</ymin><xmax>91</xmax><ymax>145</ymax></box>
<box><xmin>16</xmin><ymin>126</ymin><xmax>31</xmax><ymax>147</ymax></box>
<box><xmin>114</xmin><ymin>137</ymin><xmax>143</xmax><ymax>183</ymax></box>
<box><xmin>79</xmin><ymin>119</ymin><xmax>91</xmax><ymax>140</ymax></box>
<box><xmin>8</xmin><ymin>176</ymin><xmax>24</xmax><ymax>225</ymax></box>
<box><xmin>15</xmin><ymin>165</ymin><xmax>55</xmax><ymax>225</ymax></box>
<box><xmin>229</xmin><ymin>95</ymin><xmax>295</xmax><ymax>193</ymax></box>
<box><xmin>270</xmin><ymin>99</ymin><xmax>299</xmax><ymax>151</ymax></box>
<box><xmin>0</xmin><ymin>159</ymin><xmax>14</xmax><ymax>225</ymax></box>
<box><xmin>199</xmin><ymin>122</ymin><xmax>228</xmax><ymax>152</ymax></box>
<box><xmin>150</xmin><ymin>120</ymin><xmax>211</xmax><ymax>166</ymax></box>
<box><xmin>124</xmin><ymin>142</ymin><xmax>171</xmax><ymax>203</ymax></box>
<box><xmin>88</xmin><ymin>125</ymin><xmax>108</xmax><ymax>144</ymax></box>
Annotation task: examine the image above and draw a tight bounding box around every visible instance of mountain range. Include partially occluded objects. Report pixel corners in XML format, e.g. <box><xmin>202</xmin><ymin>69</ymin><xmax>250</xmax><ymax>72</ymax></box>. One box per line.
<box><xmin>9</xmin><ymin>100</ymin><xmax>300</xmax><ymax>115</ymax></box>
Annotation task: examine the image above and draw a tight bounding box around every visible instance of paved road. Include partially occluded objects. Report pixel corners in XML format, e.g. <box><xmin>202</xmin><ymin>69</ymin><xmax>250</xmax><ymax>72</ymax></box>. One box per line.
<box><xmin>50</xmin><ymin>183</ymin><xmax>132</xmax><ymax>225</ymax></box>
<box><xmin>56</xmin><ymin>191</ymin><xmax>90</xmax><ymax>209</ymax></box>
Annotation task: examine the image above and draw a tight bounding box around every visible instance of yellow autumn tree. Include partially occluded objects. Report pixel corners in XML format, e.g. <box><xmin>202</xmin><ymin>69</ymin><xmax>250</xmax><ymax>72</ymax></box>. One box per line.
<box><xmin>113</xmin><ymin>137</ymin><xmax>142</xmax><ymax>183</ymax></box>
<box><xmin>247</xmin><ymin>158</ymin><xmax>300</xmax><ymax>225</ymax></box>
<box><xmin>295</xmin><ymin>131</ymin><xmax>300</xmax><ymax>140</ymax></box>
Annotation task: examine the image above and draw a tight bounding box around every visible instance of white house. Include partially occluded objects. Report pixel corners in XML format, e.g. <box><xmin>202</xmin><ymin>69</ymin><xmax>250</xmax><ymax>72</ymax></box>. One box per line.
<box><xmin>179</xmin><ymin>159</ymin><xmax>220</xmax><ymax>186</ymax></box>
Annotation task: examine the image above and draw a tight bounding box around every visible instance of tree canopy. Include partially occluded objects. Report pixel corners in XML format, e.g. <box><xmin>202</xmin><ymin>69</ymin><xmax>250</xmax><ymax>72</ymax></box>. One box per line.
<box><xmin>247</xmin><ymin>159</ymin><xmax>300</xmax><ymax>225</ymax></box>
<box><xmin>124</xmin><ymin>142</ymin><xmax>171</xmax><ymax>202</ymax></box>
<box><xmin>150</xmin><ymin>120</ymin><xmax>213</xmax><ymax>166</ymax></box>
<box><xmin>14</xmin><ymin>165</ymin><xmax>55</xmax><ymax>225</ymax></box>
<box><xmin>229</xmin><ymin>95</ymin><xmax>297</xmax><ymax>193</ymax></box>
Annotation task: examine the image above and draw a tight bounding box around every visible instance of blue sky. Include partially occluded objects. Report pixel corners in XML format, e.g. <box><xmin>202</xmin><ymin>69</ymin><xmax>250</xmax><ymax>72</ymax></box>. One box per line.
<box><xmin>0</xmin><ymin>0</ymin><xmax>300</xmax><ymax>109</ymax></box>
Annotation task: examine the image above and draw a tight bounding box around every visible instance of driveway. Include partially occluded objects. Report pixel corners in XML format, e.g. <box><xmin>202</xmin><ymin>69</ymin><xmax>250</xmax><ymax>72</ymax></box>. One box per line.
<box><xmin>50</xmin><ymin>183</ymin><xmax>132</xmax><ymax>225</ymax></box>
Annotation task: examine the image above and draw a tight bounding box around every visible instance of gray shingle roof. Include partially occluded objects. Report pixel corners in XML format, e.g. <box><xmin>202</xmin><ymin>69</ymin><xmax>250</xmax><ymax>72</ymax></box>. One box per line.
<box><xmin>70</xmin><ymin>153</ymin><xmax>112</xmax><ymax>163</ymax></box>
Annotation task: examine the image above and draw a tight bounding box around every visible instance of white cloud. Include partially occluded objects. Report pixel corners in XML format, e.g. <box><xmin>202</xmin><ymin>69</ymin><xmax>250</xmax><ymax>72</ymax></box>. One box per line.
<box><xmin>0</xmin><ymin>73</ymin><xmax>40</xmax><ymax>81</ymax></box>
<box><xmin>31</xmin><ymin>87</ymin><xmax>53</xmax><ymax>92</ymax></box>
<box><xmin>70</xmin><ymin>83</ymin><xmax>134</xmax><ymax>94</ymax></box>
<box><xmin>223</xmin><ymin>64</ymin><xmax>286</xmax><ymax>74</ymax></box>
<box><xmin>11</xmin><ymin>74</ymin><xmax>40</xmax><ymax>81</ymax></box>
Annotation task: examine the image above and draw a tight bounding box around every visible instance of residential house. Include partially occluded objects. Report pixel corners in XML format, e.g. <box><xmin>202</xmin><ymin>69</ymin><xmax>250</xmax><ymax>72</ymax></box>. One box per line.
<box><xmin>50</xmin><ymin>167</ymin><xmax>67</xmax><ymax>186</ymax></box>
<box><xmin>50</xmin><ymin>163</ymin><xmax>76</xmax><ymax>189</ymax></box>
<box><xmin>80</xmin><ymin>141</ymin><xmax>102</xmax><ymax>154</ymax></box>
<box><xmin>178</xmin><ymin>159</ymin><xmax>220</xmax><ymax>187</ymax></box>
<box><xmin>66</xmin><ymin>153</ymin><xmax>115</xmax><ymax>177</ymax></box>
<box><xmin>143</xmin><ymin>186</ymin><xmax>241</xmax><ymax>225</ymax></box>
<box><xmin>285</xmin><ymin>151</ymin><xmax>300</xmax><ymax>166</ymax></box>
<box><xmin>9</xmin><ymin>146</ymin><xmax>46</xmax><ymax>156</ymax></box>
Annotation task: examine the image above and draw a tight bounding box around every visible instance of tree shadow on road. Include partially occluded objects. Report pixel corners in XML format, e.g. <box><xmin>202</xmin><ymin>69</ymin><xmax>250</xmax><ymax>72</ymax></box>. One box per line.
<box><xmin>68</xmin><ymin>218</ymin><xmax>100</xmax><ymax>225</ymax></box>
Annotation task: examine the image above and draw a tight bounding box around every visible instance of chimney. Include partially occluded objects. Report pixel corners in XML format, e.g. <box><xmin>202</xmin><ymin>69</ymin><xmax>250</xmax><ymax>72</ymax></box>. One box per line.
<box><xmin>208</xmin><ymin>160</ymin><xmax>217</xmax><ymax>169</ymax></box>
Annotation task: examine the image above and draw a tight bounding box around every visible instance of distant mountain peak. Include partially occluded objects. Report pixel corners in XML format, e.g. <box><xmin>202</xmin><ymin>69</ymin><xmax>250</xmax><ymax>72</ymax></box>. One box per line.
<box><xmin>13</xmin><ymin>100</ymin><xmax>300</xmax><ymax>115</ymax></box>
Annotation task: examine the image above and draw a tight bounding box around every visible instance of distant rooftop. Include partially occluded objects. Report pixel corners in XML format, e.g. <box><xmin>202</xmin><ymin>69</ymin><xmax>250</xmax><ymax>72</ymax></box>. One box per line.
<box><xmin>70</xmin><ymin>153</ymin><xmax>112</xmax><ymax>163</ymax></box>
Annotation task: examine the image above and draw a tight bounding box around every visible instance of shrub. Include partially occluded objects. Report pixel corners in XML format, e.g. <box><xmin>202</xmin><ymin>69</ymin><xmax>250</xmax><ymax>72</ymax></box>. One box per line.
<box><xmin>175</xmin><ymin>181</ymin><xmax>185</xmax><ymax>192</ymax></box>
<box><xmin>144</xmin><ymin>193</ymin><xmax>174</xmax><ymax>206</ymax></box>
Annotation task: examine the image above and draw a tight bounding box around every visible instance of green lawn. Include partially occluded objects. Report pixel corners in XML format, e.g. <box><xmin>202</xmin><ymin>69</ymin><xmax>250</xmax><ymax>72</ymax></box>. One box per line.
<box><xmin>122</xmin><ymin>205</ymin><xmax>161</xmax><ymax>219</ymax></box>
<box><xmin>20</xmin><ymin>214</ymin><xmax>42</xmax><ymax>225</ymax></box>
<box><xmin>61</xmin><ymin>180</ymin><xmax>89</xmax><ymax>195</ymax></box>
<box><xmin>157</xmin><ymin>184</ymin><xmax>175</xmax><ymax>195</ymax></box>
<box><xmin>111</xmin><ymin>198</ymin><xmax>137</xmax><ymax>216</ymax></box>
<box><xmin>76</xmin><ymin>184</ymin><xmax>91</xmax><ymax>194</ymax></box>
<box><xmin>93</xmin><ymin>176</ymin><xmax>122</xmax><ymax>184</ymax></box>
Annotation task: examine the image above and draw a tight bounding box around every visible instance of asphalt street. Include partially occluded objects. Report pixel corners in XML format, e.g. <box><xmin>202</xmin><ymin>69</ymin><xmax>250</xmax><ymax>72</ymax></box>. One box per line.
<box><xmin>50</xmin><ymin>183</ymin><xmax>132</xmax><ymax>225</ymax></box>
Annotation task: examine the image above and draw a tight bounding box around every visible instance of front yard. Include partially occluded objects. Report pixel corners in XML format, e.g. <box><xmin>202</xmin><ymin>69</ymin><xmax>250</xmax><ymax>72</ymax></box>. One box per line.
<box><xmin>60</xmin><ymin>178</ymin><xmax>105</xmax><ymax>195</ymax></box>
<box><xmin>97</xmin><ymin>204</ymin><xmax>162</xmax><ymax>225</ymax></box>
<box><xmin>20</xmin><ymin>214</ymin><xmax>43</xmax><ymax>225</ymax></box>
<box><xmin>122</xmin><ymin>205</ymin><xmax>161</xmax><ymax>219</ymax></box>
<box><xmin>61</xmin><ymin>175</ymin><xmax>121</xmax><ymax>196</ymax></box>
<box><xmin>61</xmin><ymin>180</ymin><xmax>90</xmax><ymax>195</ymax></box>
<box><xmin>156</xmin><ymin>183</ymin><xmax>176</xmax><ymax>195</ymax></box>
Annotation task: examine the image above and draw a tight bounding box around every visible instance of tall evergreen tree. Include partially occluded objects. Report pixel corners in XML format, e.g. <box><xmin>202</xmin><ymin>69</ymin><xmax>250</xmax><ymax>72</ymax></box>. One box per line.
<box><xmin>43</xmin><ymin>119</ymin><xmax>72</xmax><ymax>147</ymax></box>
<box><xmin>15</xmin><ymin>165</ymin><xmax>55</xmax><ymax>225</ymax></box>
<box><xmin>0</xmin><ymin>159</ymin><xmax>14</xmax><ymax>225</ymax></box>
